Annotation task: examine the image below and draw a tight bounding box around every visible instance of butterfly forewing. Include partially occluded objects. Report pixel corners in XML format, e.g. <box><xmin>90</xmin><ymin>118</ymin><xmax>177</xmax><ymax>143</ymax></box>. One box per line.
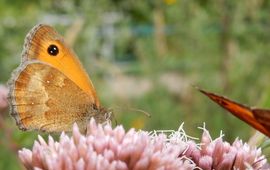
<box><xmin>199</xmin><ymin>88</ymin><xmax>270</xmax><ymax>137</ymax></box>
<box><xmin>22</xmin><ymin>24</ymin><xmax>99</xmax><ymax>107</ymax></box>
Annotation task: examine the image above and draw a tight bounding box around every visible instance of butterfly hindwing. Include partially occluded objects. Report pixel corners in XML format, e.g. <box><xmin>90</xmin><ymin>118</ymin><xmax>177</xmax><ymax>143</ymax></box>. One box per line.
<box><xmin>8</xmin><ymin>61</ymin><xmax>98</xmax><ymax>132</ymax></box>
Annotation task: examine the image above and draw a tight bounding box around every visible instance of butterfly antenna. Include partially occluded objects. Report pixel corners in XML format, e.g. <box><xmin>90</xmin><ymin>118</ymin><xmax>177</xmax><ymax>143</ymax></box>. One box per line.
<box><xmin>111</xmin><ymin>106</ymin><xmax>151</xmax><ymax>118</ymax></box>
<box><xmin>128</xmin><ymin>108</ymin><xmax>151</xmax><ymax>117</ymax></box>
<box><xmin>192</xmin><ymin>84</ymin><xmax>206</xmax><ymax>94</ymax></box>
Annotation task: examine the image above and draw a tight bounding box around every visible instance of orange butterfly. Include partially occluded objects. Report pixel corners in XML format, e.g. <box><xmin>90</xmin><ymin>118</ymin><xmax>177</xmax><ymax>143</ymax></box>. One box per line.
<box><xmin>8</xmin><ymin>24</ymin><xmax>111</xmax><ymax>133</ymax></box>
<box><xmin>199</xmin><ymin>88</ymin><xmax>270</xmax><ymax>137</ymax></box>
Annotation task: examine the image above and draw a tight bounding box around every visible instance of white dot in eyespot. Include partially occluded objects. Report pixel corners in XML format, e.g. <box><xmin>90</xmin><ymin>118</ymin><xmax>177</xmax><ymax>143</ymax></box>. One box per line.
<box><xmin>46</xmin><ymin>80</ymin><xmax>50</xmax><ymax>83</ymax></box>
<box><xmin>31</xmin><ymin>102</ymin><xmax>34</xmax><ymax>105</ymax></box>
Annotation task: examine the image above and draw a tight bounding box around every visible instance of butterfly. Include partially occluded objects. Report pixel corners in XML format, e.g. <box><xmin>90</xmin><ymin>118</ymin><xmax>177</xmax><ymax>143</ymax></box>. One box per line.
<box><xmin>198</xmin><ymin>88</ymin><xmax>270</xmax><ymax>137</ymax></box>
<box><xmin>8</xmin><ymin>24</ymin><xmax>111</xmax><ymax>133</ymax></box>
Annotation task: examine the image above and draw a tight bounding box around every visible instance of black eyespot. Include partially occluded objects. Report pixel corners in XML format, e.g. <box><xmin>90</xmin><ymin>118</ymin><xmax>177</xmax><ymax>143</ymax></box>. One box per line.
<box><xmin>47</xmin><ymin>44</ymin><xmax>59</xmax><ymax>56</ymax></box>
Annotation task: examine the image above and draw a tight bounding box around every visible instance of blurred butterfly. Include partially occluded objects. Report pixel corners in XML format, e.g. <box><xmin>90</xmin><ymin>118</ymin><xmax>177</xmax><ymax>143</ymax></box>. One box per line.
<box><xmin>198</xmin><ymin>88</ymin><xmax>270</xmax><ymax>137</ymax></box>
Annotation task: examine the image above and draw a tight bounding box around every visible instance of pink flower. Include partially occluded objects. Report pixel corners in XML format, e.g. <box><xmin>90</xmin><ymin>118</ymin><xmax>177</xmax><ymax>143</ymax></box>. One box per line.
<box><xmin>0</xmin><ymin>85</ymin><xmax>8</xmax><ymax>112</ymax></box>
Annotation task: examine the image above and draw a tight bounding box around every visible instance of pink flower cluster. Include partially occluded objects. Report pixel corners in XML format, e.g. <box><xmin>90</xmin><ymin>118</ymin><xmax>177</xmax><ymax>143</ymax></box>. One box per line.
<box><xmin>18</xmin><ymin>119</ymin><xmax>268</xmax><ymax>170</ymax></box>
<box><xmin>19</xmin><ymin>119</ymin><xmax>196</xmax><ymax>170</ymax></box>
<box><xmin>185</xmin><ymin>129</ymin><xmax>267</xmax><ymax>170</ymax></box>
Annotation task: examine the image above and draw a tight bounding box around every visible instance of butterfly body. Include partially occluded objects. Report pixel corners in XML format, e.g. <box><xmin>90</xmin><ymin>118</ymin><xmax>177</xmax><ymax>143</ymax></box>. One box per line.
<box><xmin>8</xmin><ymin>24</ymin><xmax>110</xmax><ymax>132</ymax></box>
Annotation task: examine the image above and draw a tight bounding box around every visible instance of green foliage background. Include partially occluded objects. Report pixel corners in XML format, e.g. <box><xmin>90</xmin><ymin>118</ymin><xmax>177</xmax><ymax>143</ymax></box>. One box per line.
<box><xmin>1</xmin><ymin>0</ymin><xmax>270</xmax><ymax>169</ymax></box>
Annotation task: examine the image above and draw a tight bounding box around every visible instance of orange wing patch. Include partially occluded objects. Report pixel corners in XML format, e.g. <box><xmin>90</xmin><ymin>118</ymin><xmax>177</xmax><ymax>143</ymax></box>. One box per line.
<box><xmin>198</xmin><ymin>88</ymin><xmax>270</xmax><ymax>137</ymax></box>
<box><xmin>22</xmin><ymin>24</ymin><xmax>99</xmax><ymax>107</ymax></box>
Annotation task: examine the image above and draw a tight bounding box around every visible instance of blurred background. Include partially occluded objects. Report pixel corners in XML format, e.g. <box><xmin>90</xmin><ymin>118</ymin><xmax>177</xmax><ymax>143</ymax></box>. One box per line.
<box><xmin>1</xmin><ymin>0</ymin><xmax>270</xmax><ymax>169</ymax></box>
